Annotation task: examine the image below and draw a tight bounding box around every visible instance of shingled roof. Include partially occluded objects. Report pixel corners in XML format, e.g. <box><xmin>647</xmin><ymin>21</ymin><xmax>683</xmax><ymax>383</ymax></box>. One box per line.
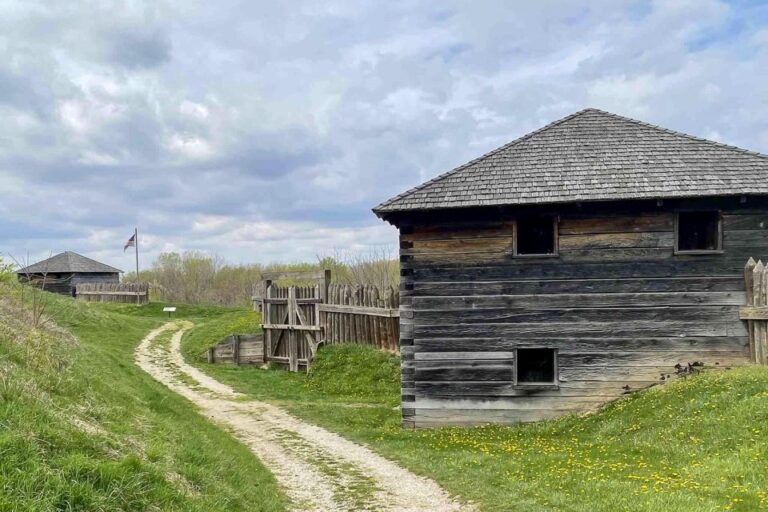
<box><xmin>373</xmin><ymin>108</ymin><xmax>768</xmax><ymax>215</ymax></box>
<box><xmin>16</xmin><ymin>251</ymin><xmax>122</xmax><ymax>274</ymax></box>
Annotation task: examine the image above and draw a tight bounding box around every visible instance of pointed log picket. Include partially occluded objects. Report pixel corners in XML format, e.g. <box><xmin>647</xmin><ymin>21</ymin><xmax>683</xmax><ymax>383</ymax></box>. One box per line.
<box><xmin>318</xmin><ymin>282</ymin><xmax>399</xmax><ymax>352</ymax></box>
<box><xmin>259</xmin><ymin>272</ymin><xmax>400</xmax><ymax>371</ymax></box>
<box><xmin>741</xmin><ymin>258</ymin><xmax>768</xmax><ymax>364</ymax></box>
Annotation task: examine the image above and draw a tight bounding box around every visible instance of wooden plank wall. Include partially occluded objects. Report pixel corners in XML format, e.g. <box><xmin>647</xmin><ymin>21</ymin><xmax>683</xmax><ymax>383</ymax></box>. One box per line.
<box><xmin>76</xmin><ymin>282</ymin><xmax>150</xmax><ymax>304</ymax></box>
<box><xmin>399</xmin><ymin>207</ymin><xmax>762</xmax><ymax>427</ymax></box>
<box><xmin>207</xmin><ymin>334</ymin><xmax>264</xmax><ymax>365</ymax></box>
<box><xmin>322</xmin><ymin>284</ymin><xmax>400</xmax><ymax>352</ymax></box>
<box><xmin>21</xmin><ymin>272</ymin><xmax>120</xmax><ymax>296</ymax></box>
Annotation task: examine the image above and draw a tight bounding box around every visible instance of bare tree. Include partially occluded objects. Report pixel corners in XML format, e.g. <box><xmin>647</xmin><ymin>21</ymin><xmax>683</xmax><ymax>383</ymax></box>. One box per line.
<box><xmin>320</xmin><ymin>246</ymin><xmax>399</xmax><ymax>289</ymax></box>
<box><xmin>9</xmin><ymin>251</ymin><xmax>53</xmax><ymax>328</ymax></box>
<box><xmin>135</xmin><ymin>248</ymin><xmax>400</xmax><ymax>307</ymax></box>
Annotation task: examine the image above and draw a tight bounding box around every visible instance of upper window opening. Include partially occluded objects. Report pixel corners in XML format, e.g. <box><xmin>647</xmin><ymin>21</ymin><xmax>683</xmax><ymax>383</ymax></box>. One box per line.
<box><xmin>516</xmin><ymin>216</ymin><xmax>557</xmax><ymax>255</ymax></box>
<box><xmin>516</xmin><ymin>348</ymin><xmax>557</xmax><ymax>385</ymax></box>
<box><xmin>677</xmin><ymin>211</ymin><xmax>721</xmax><ymax>252</ymax></box>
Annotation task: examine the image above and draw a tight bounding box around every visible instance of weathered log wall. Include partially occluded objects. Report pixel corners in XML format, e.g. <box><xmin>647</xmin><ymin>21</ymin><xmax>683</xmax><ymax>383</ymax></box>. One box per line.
<box><xmin>20</xmin><ymin>272</ymin><xmax>120</xmax><ymax>296</ymax></box>
<box><xmin>398</xmin><ymin>200</ymin><xmax>762</xmax><ymax>427</ymax></box>
<box><xmin>25</xmin><ymin>273</ymin><xmax>75</xmax><ymax>296</ymax></box>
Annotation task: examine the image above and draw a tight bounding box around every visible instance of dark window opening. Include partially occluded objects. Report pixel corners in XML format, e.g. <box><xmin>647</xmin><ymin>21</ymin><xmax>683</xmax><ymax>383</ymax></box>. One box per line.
<box><xmin>516</xmin><ymin>348</ymin><xmax>557</xmax><ymax>384</ymax></box>
<box><xmin>677</xmin><ymin>211</ymin><xmax>721</xmax><ymax>252</ymax></box>
<box><xmin>516</xmin><ymin>216</ymin><xmax>556</xmax><ymax>255</ymax></box>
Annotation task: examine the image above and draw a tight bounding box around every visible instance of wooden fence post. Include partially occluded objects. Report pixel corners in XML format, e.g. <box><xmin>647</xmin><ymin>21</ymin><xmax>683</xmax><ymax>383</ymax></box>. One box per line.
<box><xmin>371</xmin><ymin>286</ymin><xmax>380</xmax><ymax>350</ymax></box>
<box><xmin>746</xmin><ymin>258</ymin><xmax>757</xmax><ymax>362</ymax></box>
<box><xmin>354</xmin><ymin>285</ymin><xmax>361</xmax><ymax>344</ymax></box>
<box><xmin>316</xmin><ymin>283</ymin><xmax>324</xmax><ymax>346</ymax></box>
<box><xmin>760</xmin><ymin>263</ymin><xmax>768</xmax><ymax>365</ymax></box>
<box><xmin>207</xmin><ymin>347</ymin><xmax>214</xmax><ymax>363</ymax></box>
<box><xmin>288</xmin><ymin>286</ymin><xmax>298</xmax><ymax>372</ymax></box>
<box><xmin>754</xmin><ymin>261</ymin><xmax>765</xmax><ymax>365</ymax></box>
<box><xmin>264</xmin><ymin>281</ymin><xmax>272</xmax><ymax>364</ymax></box>
<box><xmin>329</xmin><ymin>284</ymin><xmax>336</xmax><ymax>344</ymax></box>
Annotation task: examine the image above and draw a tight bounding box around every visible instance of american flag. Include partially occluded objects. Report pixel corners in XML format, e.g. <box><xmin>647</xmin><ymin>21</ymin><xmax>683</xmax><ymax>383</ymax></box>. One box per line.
<box><xmin>124</xmin><ymin>233</ymin><xmax>136</xmax><ymax>252</ymax></box>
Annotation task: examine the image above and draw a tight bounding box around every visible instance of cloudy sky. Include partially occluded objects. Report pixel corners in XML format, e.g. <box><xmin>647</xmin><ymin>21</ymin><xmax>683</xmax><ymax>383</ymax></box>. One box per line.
<box><xmin>2</xmin><ymin>0</ymin><xmax>768</xmax><ymax>270</ymax></box>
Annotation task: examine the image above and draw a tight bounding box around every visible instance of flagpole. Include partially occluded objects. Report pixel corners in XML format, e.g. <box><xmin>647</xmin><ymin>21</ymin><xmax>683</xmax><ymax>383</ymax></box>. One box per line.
<box><xmin>134</xmin><ymin>227</ymin><xmax>139</xmax><ymax>282</ymax></box>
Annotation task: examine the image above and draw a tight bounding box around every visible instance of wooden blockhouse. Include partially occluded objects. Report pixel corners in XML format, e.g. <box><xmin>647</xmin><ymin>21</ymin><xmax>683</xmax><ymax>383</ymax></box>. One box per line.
<box><xmin>374</xmin><ymin>108</ymin><xmax>768</xmax><ymax>427</ymax></box>
<box><xmin>17</xmin><ymin>251</ymin><xmax>122</xmax><ymax>297</ymax></box>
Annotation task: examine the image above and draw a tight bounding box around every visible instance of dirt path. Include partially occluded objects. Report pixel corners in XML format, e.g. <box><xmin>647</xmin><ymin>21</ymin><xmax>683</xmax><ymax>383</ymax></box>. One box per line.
<box><xmin>135</xmin><ymin>321</ymin><xmax>472</xmax><ymax>512</ymax></box>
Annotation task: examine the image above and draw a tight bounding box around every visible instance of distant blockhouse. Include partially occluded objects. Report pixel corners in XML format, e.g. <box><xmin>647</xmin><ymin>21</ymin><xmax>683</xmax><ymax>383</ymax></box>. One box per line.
<box><xmin>16</xmin><ymin>251</ymin><xmax>122</xmax><ymax>297</ymax></box>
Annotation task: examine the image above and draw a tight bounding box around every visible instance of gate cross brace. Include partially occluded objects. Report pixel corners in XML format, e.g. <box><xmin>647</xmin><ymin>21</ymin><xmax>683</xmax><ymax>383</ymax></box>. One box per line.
<box><xmin>262</xmin><ymin>324</ymin><xmax>322</xmax><ymax>331</ymax></box>
<box><xmin>739</xmin><ymin>306</ymin><xmax>768</xmax><ymax>320</ymax></box>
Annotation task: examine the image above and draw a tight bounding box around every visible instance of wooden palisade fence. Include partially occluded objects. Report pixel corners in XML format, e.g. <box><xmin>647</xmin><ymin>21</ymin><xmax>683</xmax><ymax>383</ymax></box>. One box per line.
<box><xmin>254</xmin><ymin>270</ymin><xmax>400</xmax><ymax>371</ymax></box>
<box><xmin>740</xmin><ymin>258</ymin><xmax>768</xmax><ymax>365</ymax></box>
<box><xmin>321</xmin><ymin>284</ymin><xmax>399</xmax><ymax>351</ymax></box>
<box><xmin>76</xmin><ymin>282</ymin><xmax>150</xmax><ymax>304</ymax></box>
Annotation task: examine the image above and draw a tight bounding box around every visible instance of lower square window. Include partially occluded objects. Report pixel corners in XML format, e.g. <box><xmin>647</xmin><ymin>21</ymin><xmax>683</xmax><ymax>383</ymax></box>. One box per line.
<box><xmin>515</xmin><ymin>348</ymin><xmax>557</xmax><ymax>385</ymax></box>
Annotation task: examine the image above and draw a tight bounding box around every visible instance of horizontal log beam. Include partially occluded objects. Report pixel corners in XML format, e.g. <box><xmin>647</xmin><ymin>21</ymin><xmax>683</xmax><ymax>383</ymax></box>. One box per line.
<box><xmin>267</xmin><ymin>356</ymin><xmax>310</xmax><ymax>364</ymax></box>
<box><xmin>76</xmin><ymin>291</ymin><xmax>148</xmax><ymax>296</ymax></box>
<box><xmin>318</xmin><ymin>303</ymin><xmax>400</xmax><ymax>317</ymax></box>
<box><xmin>415</xmin><ymin>292</ymin><xmax>745</xmax><ymax>309</ymax></box>
<box><xmin>739</xmin><ymin>306</ymin><xmax>768</xmax><ymax>320</ymax></box>
<box><xmin>261</xmin><ymin>323</ymin><xmax>323</xmax><ymax>331</ymax></box>
<box><xmin>262</xmin><ymin>270</ymin><xmax>327</xmax><ymax>281</ymax></box>
<box><xmin>263</xmin><ymin>298</ymin><xmax>323</xmax><ymax>304</ymax></box>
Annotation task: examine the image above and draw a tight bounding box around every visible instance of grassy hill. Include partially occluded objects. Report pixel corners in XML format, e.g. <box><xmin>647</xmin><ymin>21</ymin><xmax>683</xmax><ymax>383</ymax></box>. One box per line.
<box><xmin>183</xmin><ymin>313</ymin><xmax>768</xmax><ymax>512</ymax></box>
<box><xmin>0</xmin><ymin>286</ymin><xmax>285</xmax><ymax>511</ymax></box>
<box><xmin>4</xmin><ymin>285</ymin><xmax>768</xmax><ymax>511</ymax></box>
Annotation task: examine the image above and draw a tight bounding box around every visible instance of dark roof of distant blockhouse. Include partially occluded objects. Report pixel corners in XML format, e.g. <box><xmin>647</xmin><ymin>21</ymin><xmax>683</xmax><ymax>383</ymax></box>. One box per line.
<box><xmin>16</xmin><ymin>251</ymin><xmax>123</xmax><ymax>274</ymax></box>
<box><xmin>373</xmin><ymin>108</ymin><xmax>768</xmax><ymax>216</ymax></box>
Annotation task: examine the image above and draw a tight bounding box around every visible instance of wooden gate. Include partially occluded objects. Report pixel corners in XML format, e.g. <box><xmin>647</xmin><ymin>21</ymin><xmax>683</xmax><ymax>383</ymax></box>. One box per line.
<box><xmin>261</xmin><ymin>270</ymin><xmax>330</xmax><ymax>372</ymax></box>
<box><xmin>740</xmin><ymin>258</ymin><xmax>768</xmax><ymax>365</ymax></box>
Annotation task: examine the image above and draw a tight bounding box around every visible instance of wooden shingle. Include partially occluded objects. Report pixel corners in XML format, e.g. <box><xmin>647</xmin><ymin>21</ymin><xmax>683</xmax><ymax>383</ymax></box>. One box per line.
<box><xmin>374</xmin><ymin>108</ymin><xmax>768</xmax><ymax>215</ymax></box>
<box><xmin>16</xmin><ymin>251</ymin><xmax>122</xmax><ymax>274</ymax></box>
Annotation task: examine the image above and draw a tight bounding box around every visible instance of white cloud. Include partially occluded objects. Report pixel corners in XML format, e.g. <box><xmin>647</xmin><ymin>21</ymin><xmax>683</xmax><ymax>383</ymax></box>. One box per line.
<box><xmin>165</xmin><ymin>134</ymin><xmax>216</xmax><ymax>161</ymax></box>
<box><xmin>1</xmin><ymin>0</ymin><xmax>768</xmax><ymax>268</ymax></box>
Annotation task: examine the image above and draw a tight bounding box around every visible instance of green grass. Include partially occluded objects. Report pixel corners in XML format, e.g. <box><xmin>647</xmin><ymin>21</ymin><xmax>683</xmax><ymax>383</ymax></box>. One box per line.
<box><xmin>179</xmin><ymin>309</ymin><xmax>399</xmax><ymax>405</ymax></box>
<box><xmin>9</xmin><ymin>287</ymin><xmax>768</xmax><ymax>511</ymax></box>
<box><xmin>195</xmin><ymin>345</ymin><xmax>399</xmax><ymax>406</ymax></box>
<box><xmin>306</xmin><ymin>345</ymin><xmax>400</xmax><ymax>403</ymax></box>
<box><xmin>182</xmin><ymin>317</ymin><xmax>768</xmax><ymax>512</ymax></box>
<box><xmin>289</xmin><ymin>368</ymin><xmax>768</xmax><ymax>512</ymax></box>
<box><xmin>93</xmin><ymin>300</ymin><xmax>245</xmax><ymax>321</ymax></box>
<box><xmin>180</xmin><ymin>308</ymin><xmax>260</xmax><ymax>363</ymax></box>
<box><xmin>0</xmin><ymin>287</ymin><xmax>286</xmax><ymax>511</ymax></box>
<box><xmin>88</xmin><ymin>300</ymin><xmax>261</xmax><ymax>364</ymax></box>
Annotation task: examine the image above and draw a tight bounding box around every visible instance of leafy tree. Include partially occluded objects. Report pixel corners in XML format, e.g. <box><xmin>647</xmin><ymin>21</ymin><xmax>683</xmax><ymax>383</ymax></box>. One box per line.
<box><xmin>0</xmin><ymin>256</ymin><xmax>15</xmax><ymax>283</ymax></box>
